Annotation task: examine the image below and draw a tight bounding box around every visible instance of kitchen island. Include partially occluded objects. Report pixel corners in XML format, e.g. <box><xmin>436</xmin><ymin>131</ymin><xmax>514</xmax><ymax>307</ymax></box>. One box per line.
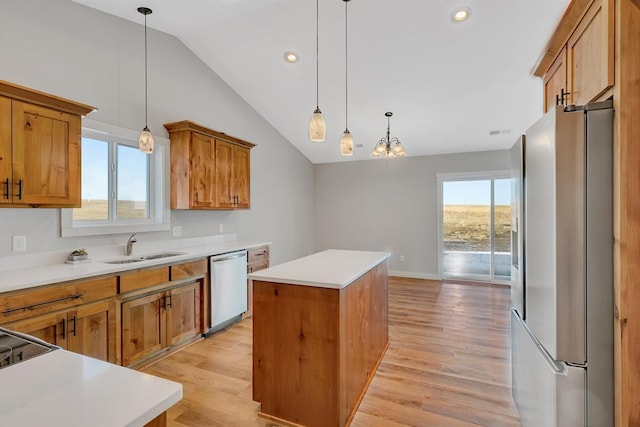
<box><xmin>248</xmin><ymin>249</ymin><xmax>390</xmax><ymax>427</ymax></box>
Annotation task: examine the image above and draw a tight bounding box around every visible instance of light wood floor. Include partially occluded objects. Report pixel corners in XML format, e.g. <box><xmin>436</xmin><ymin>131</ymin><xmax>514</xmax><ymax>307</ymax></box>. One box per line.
<box><xmin>143</xmin><ymin>277</ymin><xmax>520</xmax><ymax>427</ymax></box>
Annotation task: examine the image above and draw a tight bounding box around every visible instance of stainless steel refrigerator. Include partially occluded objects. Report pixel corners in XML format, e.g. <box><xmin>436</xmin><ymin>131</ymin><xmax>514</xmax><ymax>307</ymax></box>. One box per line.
<box><xmin>510</xmin><ymin>101</ymin><xmax>614</xmax><ymax>426</ymax></box>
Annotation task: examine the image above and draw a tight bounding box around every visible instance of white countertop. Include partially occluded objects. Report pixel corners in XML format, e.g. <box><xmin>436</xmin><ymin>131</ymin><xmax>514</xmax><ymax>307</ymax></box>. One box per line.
<box><xmin>0</xmin><ymin>349</ymin><xmax>182</xmax><ymax>427</ymax></box>
<box><xmin>247</xmin><ymin>249</ymin><xmax>390</xmax><ymax>289</ymax></box>
<box><xmin>0</xmin><ymin>238</ymin><xmax>269</xmax><ymax>294</ymax></box>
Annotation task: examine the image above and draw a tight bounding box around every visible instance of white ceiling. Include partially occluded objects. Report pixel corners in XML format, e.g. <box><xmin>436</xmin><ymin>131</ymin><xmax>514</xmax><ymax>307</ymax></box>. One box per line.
<box><xmin>72</xmin><ymin>0</ymin><xmax>568</xmax><ymax>164</ymax></box>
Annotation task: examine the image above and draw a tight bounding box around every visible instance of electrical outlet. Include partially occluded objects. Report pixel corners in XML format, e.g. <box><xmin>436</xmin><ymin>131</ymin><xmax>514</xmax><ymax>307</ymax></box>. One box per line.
<box><xmin>12</xmin><ymin>235</ymin><xmax>26</xmax><ymax>252</ymax></box>
<box><xmin>218</xmin><ymin>223</ymin><xmax>224</xmax><ymax>233</ymax></box>
<box><xmin>172</xmin><ymin>226</ymin><xmax>182</xmax><ymax>237</ymax></box>
<box><xmin>399</xmin><ymin>254</ymin><xmax>406</xmax><ymax>262</ymax></box>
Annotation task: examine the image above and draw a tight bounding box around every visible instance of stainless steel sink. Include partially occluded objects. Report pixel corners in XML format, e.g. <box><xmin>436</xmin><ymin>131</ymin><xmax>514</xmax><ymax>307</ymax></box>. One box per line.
<box><xmin>104</xmin><ymin>252</ymin><xmax>186</xmax><ymax>264</ymax></box>
<box><xmin>140</xmin><ymin>252</ymin><xmax>186</xmax><ymax>260</ymax></box>
<box><xmin>104</xmin><ymin>258</ymin><xmax>145</xmax><ymax>264</ymax></box>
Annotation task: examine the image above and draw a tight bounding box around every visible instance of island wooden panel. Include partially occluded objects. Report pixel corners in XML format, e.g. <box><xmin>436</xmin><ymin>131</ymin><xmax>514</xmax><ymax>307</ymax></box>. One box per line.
<box><xmin>252</xmin><ymin>260</ymin><xmax>389</xmax><ymax>427</ymax></box>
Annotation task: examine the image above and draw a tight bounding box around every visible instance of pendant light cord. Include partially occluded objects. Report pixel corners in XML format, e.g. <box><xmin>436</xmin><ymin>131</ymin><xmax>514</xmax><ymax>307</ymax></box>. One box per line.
<box><xmin>344</xmin><ymin>0</ymin><xmax>348</xmax><ymax>130</ymax></box>
<box><xmin>144</xmin><ymin>12</ymin><xmax>148</xmax><ymax>128</ymax></box>
<box><xmin>315</xmin><ymin>0</ymin><xmax>319</xmax><ymax>109</ymax></box>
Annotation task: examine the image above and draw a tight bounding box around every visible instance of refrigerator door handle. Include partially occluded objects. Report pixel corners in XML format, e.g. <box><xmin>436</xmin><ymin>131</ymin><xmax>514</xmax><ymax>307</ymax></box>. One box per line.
<box><xmin>513</xmin><ymin>309</ymin><xmax>567</xmax><ymax>375</ymax></box>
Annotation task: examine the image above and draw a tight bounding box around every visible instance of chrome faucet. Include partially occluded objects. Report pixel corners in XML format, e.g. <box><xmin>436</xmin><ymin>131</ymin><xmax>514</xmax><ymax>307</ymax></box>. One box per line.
<box><xmin>126</xmin><ymin>234</ymin><xmax>137</xmax><ymax>256</ymax></box>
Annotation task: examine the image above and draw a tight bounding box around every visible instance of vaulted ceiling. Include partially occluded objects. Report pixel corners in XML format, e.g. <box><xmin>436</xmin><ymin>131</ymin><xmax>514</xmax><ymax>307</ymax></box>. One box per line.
<box><xmin>73</xmin><ymin>0</ymin><xmax>568</xmax><ymax>163</ymax></box>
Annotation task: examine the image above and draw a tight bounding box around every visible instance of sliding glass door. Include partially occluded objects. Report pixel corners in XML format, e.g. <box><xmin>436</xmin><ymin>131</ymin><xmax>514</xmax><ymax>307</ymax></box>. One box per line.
<box><xmin>439</xmin><ymin>174</ymin><xmax>511</xmax><ymax>282</ymax></box>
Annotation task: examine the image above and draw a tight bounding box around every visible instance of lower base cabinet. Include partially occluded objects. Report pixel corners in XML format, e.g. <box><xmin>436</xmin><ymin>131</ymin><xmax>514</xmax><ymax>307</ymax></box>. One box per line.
<box><xmin>122</xmin><ymin>281</ymin><xmax>202</xmax><ymax>367</ymax></box>
<box><xmin>5</xmin><ymin>300</ymin><xmax>118</xmax><ymax>363</ymax></box>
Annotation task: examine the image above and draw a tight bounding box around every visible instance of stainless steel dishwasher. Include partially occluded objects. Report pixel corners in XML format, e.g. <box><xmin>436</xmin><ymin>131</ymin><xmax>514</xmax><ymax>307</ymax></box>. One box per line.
<box><xmin>209</xmin><ymin>250</ymin><xmax>247</xmax><ymax>334</ymax></box>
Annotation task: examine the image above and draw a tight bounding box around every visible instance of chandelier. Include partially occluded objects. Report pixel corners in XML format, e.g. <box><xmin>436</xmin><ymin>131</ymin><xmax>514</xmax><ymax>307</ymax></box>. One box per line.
<box><xmin>371</xmin><ymin>112</ymin><xmax>406</xmax><ymax>158</ymax></box>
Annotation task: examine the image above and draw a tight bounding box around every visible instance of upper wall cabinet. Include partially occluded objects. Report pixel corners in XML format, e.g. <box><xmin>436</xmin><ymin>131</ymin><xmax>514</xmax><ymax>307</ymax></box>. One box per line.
<box><xmin>535</xmin><ymin>0</ymin><xmax>614</xmax><ymax>112</ymax></box>
<box><xmin>0</xmin><ymin>80</ymin><xmax>95</xmax><ymax>207</ymax></box>
<box><xmin>164</xmin><ymin>120</ymin><xmax>255</xmax><ymax>210</ymax></box>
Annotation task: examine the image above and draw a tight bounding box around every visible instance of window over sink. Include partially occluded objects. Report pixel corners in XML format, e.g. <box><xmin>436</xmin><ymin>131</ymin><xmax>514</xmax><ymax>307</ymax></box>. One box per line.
<box><xmin>61</xmin><ymin>119</ymin><xmax>170</xmax><ymax>237</ymax></box>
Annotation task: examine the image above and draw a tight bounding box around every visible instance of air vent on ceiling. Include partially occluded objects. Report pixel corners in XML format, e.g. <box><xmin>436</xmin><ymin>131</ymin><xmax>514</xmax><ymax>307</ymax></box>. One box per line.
<box><xmin>489</xmin><ymin>129</ymin><xmax>512</xmax><ymax>136</ymax></box>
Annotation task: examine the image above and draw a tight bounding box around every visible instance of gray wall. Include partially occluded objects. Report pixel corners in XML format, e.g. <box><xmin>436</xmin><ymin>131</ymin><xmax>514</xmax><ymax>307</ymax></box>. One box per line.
<box><xmin>314</xmin><ymin>150</ymin><xmax>510</xmax><ymax>278</ymax></box>
<box><xmin>0</xmin><ymin>0</ymin><xmax>315</xmax><ymax>264</ymax></box>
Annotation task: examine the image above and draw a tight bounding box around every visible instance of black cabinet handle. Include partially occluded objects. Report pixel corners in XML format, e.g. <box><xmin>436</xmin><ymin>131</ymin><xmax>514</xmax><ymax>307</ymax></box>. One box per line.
<box><xmin>1</xmin><ymin>293</ymin><xmax>82</xmax><ymax>315</ymax></box>
<box><xmin>2</xmin><ymin>178</ymin><xmax>8</xmax><ymax>199</ymax></box>
<box><xmin>167</xmin><ymin>293</ymin><xmax>173</xmax><ymax>309</ymax></box>
<box><xmin>194</xmin><ymin>191</ymin><xmax>198</xmax><ymax>203</ymax></box>
<box><xmin>71</xmin><ymin>316</ymin><xmax>77</xmax><ymax>337</ymax></box>
<box><xmin>16</xmin><ymin>179</ymin><xmax>22</xmax><ymax>200</ymax></box>
<box><xmin>555</xmin><ymin>88</ymin><xmax>571</xmax><ymax>106</ymax></box>
<box><xmin>61</xmin><ymin>317</ymin><xmax>67</xmax><ymax>340</ymax></box>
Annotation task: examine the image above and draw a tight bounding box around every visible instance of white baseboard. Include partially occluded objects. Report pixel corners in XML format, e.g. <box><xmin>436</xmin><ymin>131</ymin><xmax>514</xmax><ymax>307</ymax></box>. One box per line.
<box><xmin>388</xmin><ymin>270</ymin><xmax>441</xmax><ymax>280</ymax></box>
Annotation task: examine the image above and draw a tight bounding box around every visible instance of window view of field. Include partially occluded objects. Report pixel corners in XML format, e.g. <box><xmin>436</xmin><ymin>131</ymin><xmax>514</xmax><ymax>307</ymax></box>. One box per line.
<box><xmin>443</xmin><ymin>204</ymin><xmax>511</xmax><ymax>252</ymax></box>
<box><xmin>73</xmin><ymin>200</ymin><xmax>148</xmax><ymax>220</ymax></box>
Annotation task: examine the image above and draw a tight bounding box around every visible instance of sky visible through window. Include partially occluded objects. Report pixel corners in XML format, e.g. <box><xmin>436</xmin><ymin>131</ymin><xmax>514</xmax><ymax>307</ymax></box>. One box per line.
<box><xmin>81</xmin><ymin>137</ymin><xmax>148</xmax><ymax>202</ymax></box>
<box><xmin>443</xmin><ymin>179</ymin><xmax>510</xmax><ymax>206</ymax></box>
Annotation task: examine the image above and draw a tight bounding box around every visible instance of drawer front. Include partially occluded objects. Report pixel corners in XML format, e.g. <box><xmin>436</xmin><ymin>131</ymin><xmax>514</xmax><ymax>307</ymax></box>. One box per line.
<box><xmin>119</xmin><ymin>267</ymin><xmax>170</xmax><ymax>294</ymax></box>
<box><xmin>171</xmin><ymin>259</ymin><xmax>207</xmax><ymax>281</ymax></box>
<box><xmin>0</xmin><ymin>276</ymin><xmax>117</xmax><ymax>324</ymax></box>
<box><xmin>248</xmin><ymin>246</ymin><xmax>269</xmax><ymax>263</ymax></box>
<box><xmin>248</xmin><ymin>259</ymin><xmax>269</xmax><ymax>274</ymax></box>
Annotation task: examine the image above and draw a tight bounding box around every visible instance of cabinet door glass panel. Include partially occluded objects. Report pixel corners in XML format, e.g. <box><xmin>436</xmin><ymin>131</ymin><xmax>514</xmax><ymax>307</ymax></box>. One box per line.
<box><xmin>117</xmin><ymin>144</ymin><xmax>149</xmax><ymax>219</ymax></box>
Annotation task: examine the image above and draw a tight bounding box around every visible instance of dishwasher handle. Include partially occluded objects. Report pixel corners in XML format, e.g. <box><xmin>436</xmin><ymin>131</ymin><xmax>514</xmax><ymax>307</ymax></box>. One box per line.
<box><xmin>211</xmin><ymin>250</ymin><xmax>247</xmax><ymax>263</ymax></box>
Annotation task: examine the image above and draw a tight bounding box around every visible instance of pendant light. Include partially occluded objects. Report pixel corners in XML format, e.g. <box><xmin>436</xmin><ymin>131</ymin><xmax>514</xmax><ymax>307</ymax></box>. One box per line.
<box><xmin>371</xmin><ymin>112</ymin><xmax>406</xmax><ymax>158</ymax></box>
<box><xmin>138</xmin><ymin>6</ymin><xmax>154</xmax><ymax>154</ymax></box>
<box><xmin>308</xmin><ymin>0</ymin><xmax>326</xmax><ymax>142</ymax></box>
<box><xmin>340</xmin><ymin>0</ymin><xmax>353</xmax><ymax>156</ymax></box>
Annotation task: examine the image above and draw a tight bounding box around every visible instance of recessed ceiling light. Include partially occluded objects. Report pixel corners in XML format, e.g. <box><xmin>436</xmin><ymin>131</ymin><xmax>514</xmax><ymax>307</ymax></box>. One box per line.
<box><xmin>284</xmin><ymin>52</ymin><xmax>299</xmax><ymax>63</ymax></box>
<box><xmin>451</xmin><ymin>7</ymin><xmax>471</xmax><ymax>22</ymax></box>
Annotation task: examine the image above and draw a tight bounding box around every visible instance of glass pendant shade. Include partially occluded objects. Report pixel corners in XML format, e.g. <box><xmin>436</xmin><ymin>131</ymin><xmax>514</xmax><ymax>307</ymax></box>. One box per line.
<box><xmin>340</xmin><ymin>129</ymin><xmax>353</xmax><ymax>156</ymax></box>
<box><xmin>139</xmin><ymin>127</ymin><xmax>154</xmax><ymax>153</ymax></box>
<box><xmin>138</xmin><ymin>6</ymin><xmax>153</xmax><ymax>154</ymax></box>
<box><xmin>393</xmin><ymin>141</ymin><xmax>405</xmax><ymax>156</ymax></box>
<box><xmin>309</xmin><ymin>108</ymin><xmax>326</xmax><ymax>142</ymax></box>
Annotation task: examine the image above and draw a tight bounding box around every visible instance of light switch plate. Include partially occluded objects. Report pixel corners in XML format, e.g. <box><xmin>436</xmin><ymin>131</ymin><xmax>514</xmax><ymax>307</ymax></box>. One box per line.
<box><xmin>218</xmin><ymin>223</ymin><xmax>224</xmax><ymax>233</ymax></box>
<box><xmin>12</xmin><ymin>235</ymin><xmax>26</xmax><ymax>252</ymax></box>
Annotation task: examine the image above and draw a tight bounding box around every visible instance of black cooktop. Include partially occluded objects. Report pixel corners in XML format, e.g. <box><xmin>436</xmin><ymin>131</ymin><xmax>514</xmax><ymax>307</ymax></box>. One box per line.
<box><xmin>0</xmin><ymin>328</ymin><xmax>56</xmax><ymax>370</ymax></box>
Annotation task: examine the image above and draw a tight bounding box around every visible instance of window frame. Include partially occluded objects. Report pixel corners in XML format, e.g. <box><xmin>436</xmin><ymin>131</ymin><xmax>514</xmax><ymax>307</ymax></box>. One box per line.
<box><xmin>61</xmin><ymin>119</ymin><xmax>170</xmax><ymax>237</ymax></box>
<box><xmin>436</xmin><ymin>170</ymin><xmax>511</xmax><ymax>284</ymax></box>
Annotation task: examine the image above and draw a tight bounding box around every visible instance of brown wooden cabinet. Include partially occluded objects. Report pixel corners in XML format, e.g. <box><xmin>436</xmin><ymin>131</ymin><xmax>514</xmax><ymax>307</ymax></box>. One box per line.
<box><xmin>566</xmin><ymin>0</ymin><xmax>614</xmax><ymax>106</ymax></box>
<box><xmin>121</xmin><ymin>291</ymin><xmax>166</xmax><ymax>366</ymax></box>
<box><xmin>215</xmin><ymin>140</ymin><xmax>251</xmax><ymax>209</ymax></box>
<box><xmin>543</xmin><ymin>48</ymin><xmax>568</xmax><ymax>113</ymax></box>
<box><xmin>121</xmin><ymin>280</ymin><xmax>202</xmax><ymax>367</ymax></box>
<box><xmin>66</xmin><ymin>300</ymin><xmax>117</xmax><ymax>362</ymax></box>
<box><xmin>2</xmin><ymin>278</ymin><xmax>118</xmax><ymax>364</ymax></box>
<box><xmin>244</xmin><ymin>245</ymin><xmax>270</xmax><ymax>318</ymax></box>
<box><xmin>164</xmin><ymin>120</ymin><xmax>254</xmax><ymax>210</ymax></box>
<box><xmin>119</xmin><ymin>259</ymin><xmax>207</xmax><ymax>368</ymax></box>
<box><xmin>0</xmin><ymin>80</ymin><xmax>94</xmax><ymax>207</ymax></box>
<box><xmin>538</xmin><ymin>0</ymin><xmax>614</xmax><ymax>112</ymax></box>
